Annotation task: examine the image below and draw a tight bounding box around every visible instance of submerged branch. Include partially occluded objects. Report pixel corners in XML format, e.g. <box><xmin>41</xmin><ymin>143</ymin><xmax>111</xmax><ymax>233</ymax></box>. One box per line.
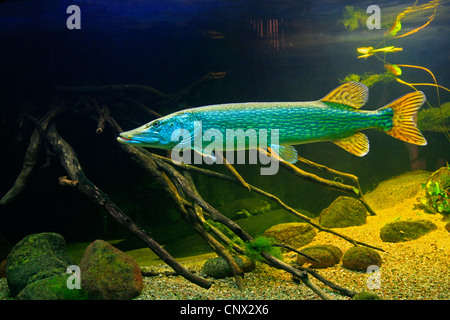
<box><xmin>45</xmin><ymin>123</ymin><xmax>211</xmax><ymax>290</ymax></box>
<box><xmin>153</xmin><ymin>153</ymin><xmax>384</xmax><ymax>252</ymax></box>
<box><xmin>296</xmin><ymin>156</ymin><xmax>377</xmax><ymax>215</ymax></box>
<box><xmin>0</xmin><ymin>106</ymin><xmax>63</xmax><ymax>205</ymax></box>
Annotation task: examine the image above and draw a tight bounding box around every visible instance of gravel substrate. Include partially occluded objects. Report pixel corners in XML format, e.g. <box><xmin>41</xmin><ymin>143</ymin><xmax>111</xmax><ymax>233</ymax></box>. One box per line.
<box><xmin>134</xmin><ymin>173</ymin><xmax>449</xmax><ymax>300</ymax></box>
<box><xmin>1</xmin><ymin>172</ymin><xmax>449</xmax><ymax>300</ymax></box>
<box><xmin>136</xmin><ymin>261</ymin><xmax>344</xmax><ymax>300</ymax></box>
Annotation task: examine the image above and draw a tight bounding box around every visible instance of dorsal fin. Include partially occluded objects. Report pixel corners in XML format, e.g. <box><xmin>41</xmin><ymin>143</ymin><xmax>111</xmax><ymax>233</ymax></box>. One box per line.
<box><xmin>320</xmin><ymin>82</ymin><xmax>369</xmax><ymax>109</ymax></box>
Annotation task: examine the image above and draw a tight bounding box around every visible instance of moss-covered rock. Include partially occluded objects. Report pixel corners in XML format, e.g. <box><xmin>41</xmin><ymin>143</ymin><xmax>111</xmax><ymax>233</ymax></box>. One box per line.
<box><xmin>80</xmin><ymin>240</ymin><xmax>143</xmax><ymax>300</ymax></box>
<box><xmin>202</xmin><ymin>255</ymin><xmax>255</xmax><ymax>278</ymax></box>
<box><xmin>342</xmin><ymin>247</ymin><xmax>382</xmax><ymax>271</ymax></box>
<box><xmin>297</xmin><ymin>244</ymin><xmax>343</xmax><ymax>268</ymax></box>
<box><xmin>380</xmin><ymin>219</ymin><xmax>437</xmax><ymax>242</ymax></box>
<box><xmin>263</xmin><ymin>222</ymin><xmax>316</xmax><ymax>248</ymax></box>
<box><xmin>216</xmin><ymin>198</ymin><xmax>272</xmax><ymax>220</ymax></box>
<box><xmin>352</xmin><ymin>292</ymin><xmax>382</xmax><ymax>300</ymax></box>
<box><xmin>6</xmin><ymin>233</ymin><xmax>74</xmax><ymax>297</ymax></box>
<box><xmin>16</xmin><ymin>274</ymin><xmax>88</xmax><ymax>300</ymax></box>
<box><xmin>319</xmin><ymin>196</ymin><xmax>367</xmax><ymax>228</ymax></box>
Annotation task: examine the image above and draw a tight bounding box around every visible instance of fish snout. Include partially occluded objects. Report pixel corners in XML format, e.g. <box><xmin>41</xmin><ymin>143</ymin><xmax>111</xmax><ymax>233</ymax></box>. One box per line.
<box><xmin>117</xmin><ymin>130</ymin><xmax>160</xmax><ymax>146</ymax></box>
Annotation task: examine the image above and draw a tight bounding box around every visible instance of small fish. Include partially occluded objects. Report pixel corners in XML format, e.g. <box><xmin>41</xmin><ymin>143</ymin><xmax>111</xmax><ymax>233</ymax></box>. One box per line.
<box><xmin>118</xmin><ymin>82</ymin><xmax>427</xmax><ymax>163</ymax></box>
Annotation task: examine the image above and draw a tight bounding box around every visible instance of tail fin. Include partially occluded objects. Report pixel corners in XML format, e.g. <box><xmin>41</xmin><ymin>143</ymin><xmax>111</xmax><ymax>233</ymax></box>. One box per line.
<box><xmin>379</xmin><ymin>91</ymin><xmax>427</xmax><ymax>146</ymax></box>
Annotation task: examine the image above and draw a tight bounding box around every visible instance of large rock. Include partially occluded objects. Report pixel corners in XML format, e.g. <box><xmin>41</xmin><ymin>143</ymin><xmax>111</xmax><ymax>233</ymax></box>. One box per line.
<box><xmin>342</xmin><ymin>247</ymin><xmax>382</xmax><ymax>271</ymax></box>
<box><xmin>6</xmin><ymin>233</ymin><xmax>74</xmax><ymax>297</ymax></box>
<box><xmin>202</xmin><ymin>255</ymin><xmax>255</xmax><ymax>278</ymax></box>
<box><xmin>263</xmin><ymin>222</ymin><xmax>316</xmax><ymax>248</ymax></box>
<box><xmin>297</xmin><ymin>244</ymin><xmax>343</xmax><ymax>269</ymax></box>
<box><xmin>319</xmin><ymin>196</ymin><xmax>367</xmax><ymax>228</ymax></box>
<box><xmin>380</xmin><ymin>219</ymin><xmax>437</xmax><ymax>242</ymax></box>
<box><xmin>80</xmin><ymin>240</ymin><xmax>143</xmax><ymax>300</ymax></box>
<box><xmin>16</xmin><ymin>274</ymin><xmax>88</xmax><ymax>300</ymax></box>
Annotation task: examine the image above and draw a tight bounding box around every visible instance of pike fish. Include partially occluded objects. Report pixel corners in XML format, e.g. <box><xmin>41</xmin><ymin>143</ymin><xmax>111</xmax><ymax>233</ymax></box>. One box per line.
<box><xmin>117</xmin><ymin>81</ymin><xmax>427</xmax><ymax>163</ymax></box>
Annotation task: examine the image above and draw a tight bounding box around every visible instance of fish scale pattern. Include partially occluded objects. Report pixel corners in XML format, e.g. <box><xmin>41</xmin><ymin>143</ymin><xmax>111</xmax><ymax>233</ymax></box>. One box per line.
<box><xmin>187</xmin><ymin>101</ymin><xmax>391</xmax><ymax>146</ymax></box>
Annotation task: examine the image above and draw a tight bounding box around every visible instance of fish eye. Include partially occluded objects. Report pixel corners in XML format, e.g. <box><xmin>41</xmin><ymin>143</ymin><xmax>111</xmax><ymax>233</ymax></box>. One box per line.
<box><xmin>153</xmin><ymin>121</ymin><xmax>160</xmax><ymax>128</ymax></box>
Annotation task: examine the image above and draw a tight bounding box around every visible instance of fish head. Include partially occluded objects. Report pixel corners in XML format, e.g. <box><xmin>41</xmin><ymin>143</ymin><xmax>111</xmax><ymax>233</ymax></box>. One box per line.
<box><xmin>117</xmin><ymin>112</ymin><xmax>195</xmax><ymax>149</ymax></box>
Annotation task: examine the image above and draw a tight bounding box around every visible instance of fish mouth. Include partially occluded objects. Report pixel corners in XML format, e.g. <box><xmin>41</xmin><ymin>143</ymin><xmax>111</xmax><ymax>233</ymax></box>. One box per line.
<box><xmin>117</xmin><ymin>133</ymin><xmax>160</xmax><ymax>145</ymax></box>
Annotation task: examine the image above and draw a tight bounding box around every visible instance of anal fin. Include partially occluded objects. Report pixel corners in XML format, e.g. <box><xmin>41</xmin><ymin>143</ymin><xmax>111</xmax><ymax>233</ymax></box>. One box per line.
<box><xmin>332</xmin><ymin>132</ymin><xmax>369</xmax><ymax>157</ymax></box>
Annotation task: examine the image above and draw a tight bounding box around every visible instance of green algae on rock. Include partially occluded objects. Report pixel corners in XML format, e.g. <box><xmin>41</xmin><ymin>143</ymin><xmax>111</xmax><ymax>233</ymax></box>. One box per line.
<box><xmin>16</xmin><ymin>274</ymin><xmax>88</xmax><ymax>300</ymax></box>
<box><xmin>380</xmin><ymin>219</ymin><xmax>437</xmax><ymax>242</ymax></box>
<box><xmin>297</xmin><ymin>244</ymin><xmax>343</xmax><ymax>269</ymax></box>
<box><xmin>263</xmin><ymin>222</ymin><xmax>316</xmax><ymax>248</ymax></box>
<box><xmin>80</xmin><ymin>240</ymin><xmax>143</xmax><ymax>300</ymax></box>
<box><xmin>6</xmin><ymin>233</ymin><xmax>74</xmax><ymax>297</ymax></box>
<box><xmin>342</xmin><ymin>247</ymin><xmax>382</xmax><ymax>271</ymax></box>
<box><xmin>319</xmin><ymin>196</ymin><xmax>367</xmax><ymax>228</ymax></box>
<box><xmin>202</xmin><ymin>255</ymin><xmax>255</xmax><ymax>278</ymax></box>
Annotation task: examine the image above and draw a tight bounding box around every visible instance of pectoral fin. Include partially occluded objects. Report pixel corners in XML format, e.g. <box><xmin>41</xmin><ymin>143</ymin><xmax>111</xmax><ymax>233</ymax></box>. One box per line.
<box><xmin>332</xmin><ymin>132</ymin><xmax>369</xmax><ymax>157</ymax></box>
<box><xmin>270</xmin><ymin>144</ymin><xmax>298</xmax><ymax>163</ymax></box>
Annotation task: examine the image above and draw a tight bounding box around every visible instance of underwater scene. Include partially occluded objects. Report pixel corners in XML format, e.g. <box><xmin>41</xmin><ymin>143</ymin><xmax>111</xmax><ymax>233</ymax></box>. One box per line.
<box><xmin>0</xmin><ymin>0</ymin><xmax>449</xmax><ymax>305</ymax></box>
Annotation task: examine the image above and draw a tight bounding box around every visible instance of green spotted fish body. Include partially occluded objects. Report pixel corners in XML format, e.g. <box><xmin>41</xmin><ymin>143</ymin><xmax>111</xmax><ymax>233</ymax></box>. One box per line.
<box><xmin>118</xmin><ymin>82</ymin><xmax>427</xmax><ymax>163</ymax></box>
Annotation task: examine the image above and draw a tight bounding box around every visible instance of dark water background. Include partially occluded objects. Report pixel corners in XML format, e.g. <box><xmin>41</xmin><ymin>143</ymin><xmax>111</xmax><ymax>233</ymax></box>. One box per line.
<box><xmin>0</xmin><ymin>0</ymin><xmax>449</xmax><ymax>246</ymax></box>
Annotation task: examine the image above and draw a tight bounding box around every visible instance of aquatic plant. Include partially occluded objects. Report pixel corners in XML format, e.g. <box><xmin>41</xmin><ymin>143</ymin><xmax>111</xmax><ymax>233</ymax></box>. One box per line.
<box><xmin>338</xmin><ymin>6</ymin><xmax>367</xmax><ymax>31</ymax></box>
<box><xmin>417</xmin><ymin>166</ymin><xmax>450</xmax><ymax>215</ymax></box>
<box><xmin>385</xmin><ymin>0</ymin><xmax>440</xmax><ymax>38</ymax></box>
<box><xmin>340</xmin><ymin>72</ymin><xmax>395</xmax><ymax>88</ymax></box>
<box><xmin>417</xmin><ymin>102</ymin><xmax>450</xmax><ymax>133</ymax></box>
<box><xmin>349</xmin><ymin>0</ymin><xmax>450</xmax><ymax>143</ymax></box>
<box><xmin>244</xmin><ymin>236</ymin><xmax>282</xmax><ymax>261</ymax></box>
<box><xmin>421</xmin><ymin>179</ymin><xmax>450</xmax><ymax>214</ymax></box>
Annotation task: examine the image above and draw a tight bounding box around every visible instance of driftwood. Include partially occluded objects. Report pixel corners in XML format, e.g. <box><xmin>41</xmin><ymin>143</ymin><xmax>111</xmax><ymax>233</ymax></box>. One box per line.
<box><xmin>0</xmin><ymin>106</ymin><xmax>62</xmax><ymax>205</ymax></box>
<box><xmin>1</xmin><ymin>77</ymin><xmax>387</xmax><ymax>299</ymax></box>
<box><xmin>45</xmin><ymin>122</ymin><xmax>211</xmax><ymax>289</ymax></box>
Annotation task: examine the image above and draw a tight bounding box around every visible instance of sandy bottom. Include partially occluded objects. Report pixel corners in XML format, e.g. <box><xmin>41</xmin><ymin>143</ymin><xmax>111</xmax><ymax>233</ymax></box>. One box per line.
<box><xmin>135</xmin><ymin>171</ymin><xmax>449</xmax><ymax>300</ymax></box>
